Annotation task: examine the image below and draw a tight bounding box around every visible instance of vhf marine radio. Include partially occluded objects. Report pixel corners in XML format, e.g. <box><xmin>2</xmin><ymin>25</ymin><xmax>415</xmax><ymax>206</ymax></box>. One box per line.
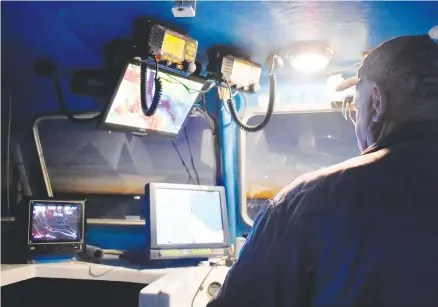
<box><xmin>207</xmin><ymin>47</ymin><xmax>262</xmax><ymax>93</ymax></box>
<box><xmin>132</xmin><ymin>17</ymin><xmax>200</xmax><ymax>117</ymax></box>
<box><xmin>134</xmin><ymin>17</ymin><xmax>198</xmax><ymax>75</ymax></box>
<box><xmin>207</xmin><ymin>47</ymin><xmax>282</xmax><ymax>132</ymax></box>
<box><xmin>218</xmin><ymin>55</ymin><xmax>262</xmax><ymax>92</ymax></box>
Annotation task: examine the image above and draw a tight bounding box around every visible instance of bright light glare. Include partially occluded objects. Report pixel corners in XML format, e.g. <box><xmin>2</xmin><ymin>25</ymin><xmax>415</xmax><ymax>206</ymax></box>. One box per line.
<box><xmin>291</xmin><ymin>53</ymin><xmax>331</xmax><ymax>73</ymax></box>
<box><xmin>430</xmin><ymin>25</ymin><xmax>438</xmax><ymax>40</ymax></box>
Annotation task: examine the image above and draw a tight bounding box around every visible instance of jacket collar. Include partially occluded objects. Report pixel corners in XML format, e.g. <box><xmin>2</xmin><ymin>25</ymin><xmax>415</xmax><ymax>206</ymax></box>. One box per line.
<box><xmin>362</xmin><ymin>121</ymin><xmax>438</xmax><ymax>155</ymax></box>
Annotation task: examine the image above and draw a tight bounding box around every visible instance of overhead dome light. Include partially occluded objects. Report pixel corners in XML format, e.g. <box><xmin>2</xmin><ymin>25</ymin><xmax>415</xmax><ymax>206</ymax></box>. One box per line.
<box><xmin>291</xmin><ymin>53</ymin><xmax>331</xmax><ymax>72</ymax></box>
<box><xmin>286</xmin><ymin>43</ymin><xmax>334</xmax><ymax>73</ymax></box>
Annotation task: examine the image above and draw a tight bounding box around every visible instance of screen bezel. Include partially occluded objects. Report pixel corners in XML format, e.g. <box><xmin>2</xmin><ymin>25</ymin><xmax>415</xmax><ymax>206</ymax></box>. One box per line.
<box><xmin>146</xmin><ymin>183</ymin><xmax>230</xmax><ymax>250</ymax></box>
<box><xmin>28</xmin><ymin>200</ymin><xmax>85</xmax><ymax>245</ymax></box>
<box><xmin>100</xmin><ymin>58</ymin><xmax>206</xmax><ymax>138</ymax></box>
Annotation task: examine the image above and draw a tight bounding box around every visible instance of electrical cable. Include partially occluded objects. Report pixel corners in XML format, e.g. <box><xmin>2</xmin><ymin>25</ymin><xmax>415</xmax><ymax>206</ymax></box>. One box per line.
<box><xmin>198</xmin><ymin>93</ymin><xmax>222</xmax><ymax>184</ymax></box>
<box><xmin>226</xmin><ymin>73</ymin><xmax>276</xmax><ymax>132</ymax></box>
<box><xmin>221</xmin><ymin>87</ymin><xmax>248</xmax><ymax>117</ymax></box>
<box><xmin>53</xmin><ymin>71</ymin><xmax>101</xmax><ymax>124</ymax></box>
<box><xmin>170</xmin><ymin>80</ymin><xmax>215</xmax><ymax>186</ymax></box>
<box><xmin>191</xmin><ymin>265</ymin><xmax>216</xmax><ymax>307</ymax></box>
<box><xmin>183</xmin><ymin>127</ymin><xmax>200</xmax><ymax>185</ymax></box>
<box><xmin>221</xmin><ymin>88</ymin><xmax>231</xmax><ymax>115</ymax></box>
<box><xmin>140</xmin><ymin>54</ymin><xmax>163</xmax><ymax>116</ymax></box>
<box><xmin>225</xmin><ymin>56</ymin><xmax>278</xmax><ymax>132</ymax></box>
<box><xmin>6</xmin><ymin>84</ymin><xmax>12</xmax><ymax>222</ymax></box>
<box><xmin>172</xmin><ymin>140</ymin><xmax>196</xmax><ymax>184</ymax></box>
<box><xmin>237</xmin><ymin>91</ymin><xmax>248</xmax><ymax>119</ymax></box>
<box><xmin>190</xmin><ymin>257</ymin><xmax>227</xmax><ymax>307</ymax></box>
<box><xmin>161</xmin><ymin>73</ymin><xmax>216</xmax><ymax>95</ymax></box>
<box><xmin>34</xmin><ymin>59</ymin><xmax>100</xmax><ymax>124</ymax></box>
<box><xmin>73</xmin><ymin>262</ymin><xmax>118</xmax><ymax>278</ymax></box>
<box><xmin>200</xmin><ymin>82</ymin><xmax>216</xmax><ymax>93</ymax></box>
<box><xmin>199</xmin><ymin>108</ymin><xmax>216</xmax><ymax>136</ymax></box>
<box><xmin>200</xmin><ymin>93</ymin><xmax>216</xmax><ymax>133</ymax></box>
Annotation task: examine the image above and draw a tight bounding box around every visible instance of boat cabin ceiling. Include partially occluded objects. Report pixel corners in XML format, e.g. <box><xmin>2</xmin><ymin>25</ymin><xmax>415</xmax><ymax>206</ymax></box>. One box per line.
<box><xmin>2</xmin><ymin>1</ymin><xmax>438</xmax><ymax>120</ymax></box>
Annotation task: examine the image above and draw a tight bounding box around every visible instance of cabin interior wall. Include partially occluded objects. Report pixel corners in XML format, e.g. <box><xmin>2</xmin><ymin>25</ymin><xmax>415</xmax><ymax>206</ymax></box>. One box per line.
<box><xmin>2</xmin><ymin>0</ymin><xmax>437</xmax><ymax>256</ymax></box>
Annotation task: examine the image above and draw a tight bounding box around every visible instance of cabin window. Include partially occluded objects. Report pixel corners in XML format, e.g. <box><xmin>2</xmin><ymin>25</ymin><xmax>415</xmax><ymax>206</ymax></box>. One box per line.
<box><xmin>35</xmin><ymin>114</ymin><xmax>217</xmax><ymax>222</ymax></box>
<box><xmin>241</xmin><ymin>111</ymin><xmax>359</xmax><ymax>225</ymax></box>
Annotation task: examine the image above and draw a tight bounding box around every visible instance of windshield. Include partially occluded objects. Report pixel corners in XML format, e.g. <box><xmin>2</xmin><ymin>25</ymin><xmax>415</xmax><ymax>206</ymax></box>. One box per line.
<box><xmin>36</xmin><ymin>114</ymin><xmax>217</xmax><ymax>220</ymax></box>
<box><xmin>243</xmin><ymin>111</ymin><xmax>359</xmax><ymax>222</ymax></box>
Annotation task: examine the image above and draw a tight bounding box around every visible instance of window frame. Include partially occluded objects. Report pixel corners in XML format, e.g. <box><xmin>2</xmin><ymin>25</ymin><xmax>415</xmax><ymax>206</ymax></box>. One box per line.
<box><xmin>238</xmin><ymin>108</ymin><xmax>347</xmax><ymax>226</ymax></box>
<box><xmin>33</xmin><ymin>111</ymin><xmax>218</xmax><ymax>225</ymax></box>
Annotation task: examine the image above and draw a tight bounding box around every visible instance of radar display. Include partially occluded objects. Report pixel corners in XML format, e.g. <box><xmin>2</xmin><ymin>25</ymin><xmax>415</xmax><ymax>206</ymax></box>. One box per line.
<box><xmin>155</xmin><ymin>189</ymin><xmax>224</xmax><ymax>245</ymax></box>
<box><xmin>30</xmin><ymin>203</ymin><xmax>82</xmax><ymax>243</ymax></box>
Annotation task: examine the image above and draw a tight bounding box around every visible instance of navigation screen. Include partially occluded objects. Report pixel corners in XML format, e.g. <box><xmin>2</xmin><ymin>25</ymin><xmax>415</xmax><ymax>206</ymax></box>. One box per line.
<box><xmin>155</xmin><ymin>188</ymin><xmax>224</xmax><ymax>245</ymax></box>
<box><xmin>29</xmin><ymin>202</ymin><xmax>83</xmax><ymax>243</ymax></box>
<box><xmin>104</xmin><ymin>63</ymin><xmax>204</xmax><ymax>135</ymax></box>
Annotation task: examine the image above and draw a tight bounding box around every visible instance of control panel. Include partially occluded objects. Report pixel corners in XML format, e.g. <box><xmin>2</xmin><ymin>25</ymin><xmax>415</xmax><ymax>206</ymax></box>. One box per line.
<box><xmin>150</xmin><ymin>247</ymin><xmax>228</xmax><ymax>260</ymax></box>
<box><xmin>28</xmin><ymin>243</ymin><xmax>83</xmax><ymax>255</ymax></box>
<box><xmin>139</xmin><ymin>265</ymin><xmax>230</xmax><ymax>307</ymax></box>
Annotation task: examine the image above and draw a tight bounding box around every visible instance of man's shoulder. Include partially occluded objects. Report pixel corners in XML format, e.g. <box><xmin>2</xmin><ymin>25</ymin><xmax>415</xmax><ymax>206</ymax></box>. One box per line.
<box><xmin>272</xmin><ymin>149</ymin><xmax>388</xmax><ymax>208</ymax></box>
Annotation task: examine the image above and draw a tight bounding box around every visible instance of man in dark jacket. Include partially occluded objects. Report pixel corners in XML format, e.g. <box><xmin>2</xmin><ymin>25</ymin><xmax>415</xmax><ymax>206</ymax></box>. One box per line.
<box><xmin>208</xmin><ymin>34</ymin><xmax>438</xmax><ymax>307</ymax></box>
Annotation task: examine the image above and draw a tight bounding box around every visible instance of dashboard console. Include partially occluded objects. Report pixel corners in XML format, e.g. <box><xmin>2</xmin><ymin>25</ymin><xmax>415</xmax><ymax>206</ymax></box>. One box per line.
<box><xmin>139</xmin><ymin>265</ymin><xmax>229</xmax><ymax>307</ymax></box>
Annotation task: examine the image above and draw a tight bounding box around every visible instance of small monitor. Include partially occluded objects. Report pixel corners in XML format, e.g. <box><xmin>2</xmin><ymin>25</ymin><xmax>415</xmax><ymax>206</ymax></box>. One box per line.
<box><xmin>28</xmin><ymin>200</ymin><xmax>85</xmax><ymax>247</ymax></box>
<box><xmin>145</xmin><ymin>183</ymin><xmax>230</xmax><ymax>260</ymax></box>
<box><xmin>102</xmin><ymin>59</ymin><xmax>205</xmax><ymax>137</ymax></box>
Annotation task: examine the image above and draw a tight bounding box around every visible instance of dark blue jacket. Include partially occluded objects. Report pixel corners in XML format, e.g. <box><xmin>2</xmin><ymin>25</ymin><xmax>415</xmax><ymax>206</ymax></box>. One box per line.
<box><xmin>208</xmin><ymin>121</ymin><xmax>438</xmax><ymax>307</ymax></box>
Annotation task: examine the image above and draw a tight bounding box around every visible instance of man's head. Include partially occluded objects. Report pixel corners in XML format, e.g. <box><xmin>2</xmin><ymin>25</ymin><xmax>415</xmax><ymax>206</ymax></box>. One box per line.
<box><xmin>336</xmin><ymin>35</ymin><xmax>438</xmax><ymax>152</ymax></box>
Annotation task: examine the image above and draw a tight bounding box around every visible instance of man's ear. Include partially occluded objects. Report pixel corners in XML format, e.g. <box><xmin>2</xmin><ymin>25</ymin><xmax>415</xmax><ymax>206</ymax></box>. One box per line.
<box><xmin>371</xmin><ymin>84</ymin><xmax>386</xmax><ymax>122</ymax></box>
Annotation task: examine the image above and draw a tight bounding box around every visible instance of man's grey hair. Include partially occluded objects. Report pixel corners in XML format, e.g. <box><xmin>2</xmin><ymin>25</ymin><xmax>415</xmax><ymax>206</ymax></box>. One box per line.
<box><xmin>380</xmin><ymin>45</ymin><xmax>438</xmax><ymax>122</ymax></box>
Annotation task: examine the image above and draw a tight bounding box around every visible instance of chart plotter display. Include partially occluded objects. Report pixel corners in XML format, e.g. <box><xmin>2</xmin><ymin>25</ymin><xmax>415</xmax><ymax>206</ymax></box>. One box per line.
<box><xmin>104</xmin><ymin>62</ymin><xmax>204</xmax><ymax>136</ymax></box>
<box><xmin>155</xmin><ymin>188</ymin><xmax>225</xmax><ymax>245</ymax></box>
<box><xmin>29</xmin><ymin>202</ymin><xmax>83</xmax><ymax>244</ymax></box>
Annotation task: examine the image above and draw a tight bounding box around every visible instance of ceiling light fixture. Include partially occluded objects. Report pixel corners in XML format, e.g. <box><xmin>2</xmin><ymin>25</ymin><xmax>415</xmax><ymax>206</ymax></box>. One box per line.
<box><xmin>285</xmin><ymin>43</ymin><xmax>334</xmax><ymax>73</ymax></box>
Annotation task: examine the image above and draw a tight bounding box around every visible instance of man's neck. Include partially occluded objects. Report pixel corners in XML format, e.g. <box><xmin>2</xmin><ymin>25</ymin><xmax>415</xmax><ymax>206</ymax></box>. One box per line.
<box><xmin>375</xmin><ymin>121</ymin><xmax>398</xmax><ymax>145</ymax></box>
<box><xmin>363</xmin><ymin>120</ymin><xmax>438</xmax><ymax>155</ymax></box>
